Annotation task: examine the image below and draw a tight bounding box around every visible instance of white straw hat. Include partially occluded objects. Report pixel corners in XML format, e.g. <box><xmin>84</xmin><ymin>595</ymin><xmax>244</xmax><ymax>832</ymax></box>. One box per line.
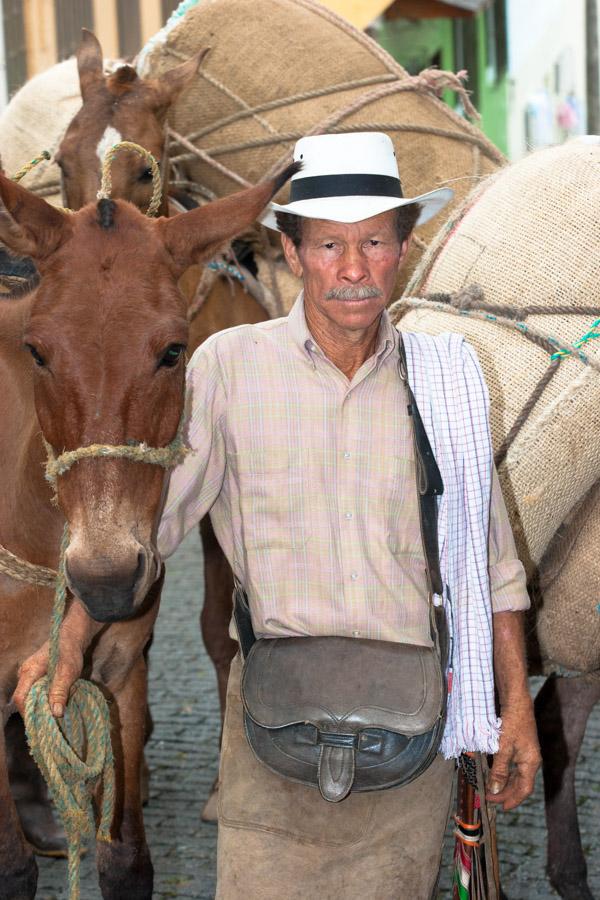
<box><xmin>262</xmin><ymin>132</ymin><xmax>453</xmax><ymax>230</ymax></box>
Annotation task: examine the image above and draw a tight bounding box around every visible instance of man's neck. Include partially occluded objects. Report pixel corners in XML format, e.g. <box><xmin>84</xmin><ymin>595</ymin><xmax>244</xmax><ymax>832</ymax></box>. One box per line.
<box><xmin>304</xmin><ymin>302</ymin><xmax>382</xmax><ymax>381</ymax></box>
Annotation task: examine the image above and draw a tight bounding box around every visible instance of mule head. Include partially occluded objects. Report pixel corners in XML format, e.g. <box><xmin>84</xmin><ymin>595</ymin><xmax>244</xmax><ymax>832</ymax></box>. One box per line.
<box><xmin>0</xmin><ymin>164</ymin><xmax>297</xmax><ymax>622</ymax></box>
<box><xmin>56</xmin><ymin>29</ymin><xmax>206</xmax><ymax>215</ymax></box>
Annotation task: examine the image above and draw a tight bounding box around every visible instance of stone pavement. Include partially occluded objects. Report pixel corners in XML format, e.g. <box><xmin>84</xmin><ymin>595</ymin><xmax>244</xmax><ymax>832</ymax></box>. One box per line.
<box><xmin>36</xmin><ymin>531</ymin><xmax>600</xmax><ymax>899</ymax></box>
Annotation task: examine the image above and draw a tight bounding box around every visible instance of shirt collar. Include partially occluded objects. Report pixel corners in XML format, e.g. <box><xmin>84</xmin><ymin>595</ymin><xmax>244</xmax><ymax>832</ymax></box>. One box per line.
<box><xmin>287</xmin><ymin>291</ymin><xmax>399</xmax><ymax>365</ymax></box>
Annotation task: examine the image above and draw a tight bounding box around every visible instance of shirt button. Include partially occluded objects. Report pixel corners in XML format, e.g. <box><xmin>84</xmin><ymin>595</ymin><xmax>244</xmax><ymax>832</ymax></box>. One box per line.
<box><xmin>352</xmin><ymin>630</ymin><xmax>360</xmax><ymax>637</ymax></box>
<box><xmin>350</xmin><ymin>571</ymin><xmax>358</xmax><ymax>581</ymax></box>
<box><xmin>343</xmin><ymin>451</ymin><xmax>351</xmax><ymax>460</ymax></box>
<box><xmin>344</xmin><ymin>512</ymin><xmax>353</xmax><ymax>520</ymax></box>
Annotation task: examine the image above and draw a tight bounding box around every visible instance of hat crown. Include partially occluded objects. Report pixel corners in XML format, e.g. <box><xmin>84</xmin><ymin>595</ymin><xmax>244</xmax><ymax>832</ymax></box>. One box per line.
<box><xmin>292</xmin><ymin>132</ymin><xmax>400</xmax><ymax>181</ymax></box>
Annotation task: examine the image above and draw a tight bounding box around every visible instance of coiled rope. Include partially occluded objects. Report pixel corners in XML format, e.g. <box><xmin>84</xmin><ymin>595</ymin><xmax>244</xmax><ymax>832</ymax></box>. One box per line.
<box><xmin>15</xmin><ymin>415</ymin><xmax>188</xmax><ymax>900</ymax></box>
<box><xmin>24</xmin><ymin>526</ymin><xmax>115</xmax><ymax>900</ymax></box>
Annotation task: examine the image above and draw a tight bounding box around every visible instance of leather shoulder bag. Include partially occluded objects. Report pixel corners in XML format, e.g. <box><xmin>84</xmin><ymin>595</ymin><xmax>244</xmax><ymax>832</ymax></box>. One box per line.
<box><xmin>234</xmin><ymin>339</ymin><xmax>448</xmax><ymax>802</ymax></box>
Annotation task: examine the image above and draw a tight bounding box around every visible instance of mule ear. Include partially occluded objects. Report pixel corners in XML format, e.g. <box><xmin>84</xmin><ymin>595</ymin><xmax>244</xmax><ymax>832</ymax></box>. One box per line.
<box><xmin>153</xmin><ymin>48</ymin><xmax>209</xmax><ymax>108</ymax></box>
<box><xmin>0</xmin><ymin>173</ymin><xmax>71</xmax><ymax>261</ymax></box>
<box><xmin>158</xmin><ymin>163</ymin><xmax>301</xmax><ymax>275</ymax></box>
<box><xmin>77</xmin><ymin>29</ymin><xmax>104</xmax><ymax>101</ymax></box>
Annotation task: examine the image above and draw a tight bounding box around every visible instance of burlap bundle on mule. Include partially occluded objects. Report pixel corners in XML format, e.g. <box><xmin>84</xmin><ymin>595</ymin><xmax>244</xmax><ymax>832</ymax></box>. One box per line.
<box><xmin>0</xmin><ymin>58</ymin><xmax>82</xmax><ymax>205</ymax></box>
<box><xmin>530</xmin><ymin>481</ymin><xmax>600</xmax><ymax>676</ymax></box>
<box><xmin>137</xmin><ymin>0</ymin><xmax>504</xmax><ymax>310</ymax></box>
<box><xmin>391</xmin><ymin>139</ymin><xmax>600</xmax><ymax>577</ymax></box>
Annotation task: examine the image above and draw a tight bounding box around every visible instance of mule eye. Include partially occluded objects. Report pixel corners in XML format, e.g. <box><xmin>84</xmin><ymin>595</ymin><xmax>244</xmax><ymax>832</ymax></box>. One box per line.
<box><xmin>138</xmin><ymin>167</ymin><xmax>153</xmax><ymax>183</ymax></box>
<box><xmin>25</xmin><ymin>343</ymin><xmax>46</xmax><ymax>367</ymax></box>
<box><xmin>158</xmin><ymin>344</ymin><xmax>185</xmax><ymax>368</ymax></box>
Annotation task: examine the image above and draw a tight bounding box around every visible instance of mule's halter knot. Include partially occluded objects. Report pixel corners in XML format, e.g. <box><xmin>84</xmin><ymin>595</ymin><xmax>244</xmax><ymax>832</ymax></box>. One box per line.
<box><xmin>97</xmin><ymin>140</ymin><xmax>163</xmax><ymax>216</ymax></box>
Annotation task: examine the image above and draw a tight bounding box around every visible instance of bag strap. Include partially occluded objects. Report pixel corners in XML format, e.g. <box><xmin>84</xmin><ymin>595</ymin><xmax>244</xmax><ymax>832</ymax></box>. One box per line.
<box><xmin>397</xmin><ymin>338</ymin><xmax>444</xmax><ymax>597</ymax></box>
<box><xmin>234</xmin><ymin>337</ymin><xmax>446</xmax><ymax>659</ymax></box>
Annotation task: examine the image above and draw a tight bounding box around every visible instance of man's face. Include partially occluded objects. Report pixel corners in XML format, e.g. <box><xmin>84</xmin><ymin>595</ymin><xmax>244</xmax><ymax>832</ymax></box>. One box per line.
<box><xmin>281</xmin><ymin>210</ymin><xmax>408</xmax><ymax>335</ymax></box>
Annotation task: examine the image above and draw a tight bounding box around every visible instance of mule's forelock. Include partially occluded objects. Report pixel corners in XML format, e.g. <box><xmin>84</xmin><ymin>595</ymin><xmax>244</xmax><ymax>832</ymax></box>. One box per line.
<box><xmin>97</xmin><ymin>198</ymin><xmax>116</xmax><ymax>230</ymax></box>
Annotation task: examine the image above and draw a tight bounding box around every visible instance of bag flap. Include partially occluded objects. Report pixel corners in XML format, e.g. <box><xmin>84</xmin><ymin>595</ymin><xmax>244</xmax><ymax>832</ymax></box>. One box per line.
<box><xmin>241</xmin><ymin>636</ymin><xmax>444</xmax><ymax>736</ymax></box>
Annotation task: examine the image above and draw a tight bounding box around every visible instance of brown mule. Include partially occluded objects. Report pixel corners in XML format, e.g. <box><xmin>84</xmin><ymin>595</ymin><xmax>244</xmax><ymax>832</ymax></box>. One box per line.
<box><xmin>56</xmin><ymin>29</ymin><xmax>271</xmax><ymax>822</ymax></box>
<box><xmin>0</xmin><ymin>165</ymin><xmax>295</xmax><ymax>899</ymax></box>
<box><xmin>5</xmin><ymin>29</ymin><xmax>267</xmax><ymax>837</ymax></box>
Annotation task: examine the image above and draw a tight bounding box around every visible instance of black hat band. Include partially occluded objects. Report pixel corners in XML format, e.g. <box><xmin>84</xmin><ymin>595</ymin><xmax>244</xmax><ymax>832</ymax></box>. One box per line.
<box><xmin>289</xmin><ymin>173</ymin><xmax>403</xmax><ymax>203</ymax></box>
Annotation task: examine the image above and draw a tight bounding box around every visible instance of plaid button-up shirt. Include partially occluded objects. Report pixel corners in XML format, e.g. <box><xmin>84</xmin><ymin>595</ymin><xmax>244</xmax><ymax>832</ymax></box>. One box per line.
<box><xmin>158</xmin><ymin>294</ymin><xmax>529</xmax><ymax>646</ymax></box>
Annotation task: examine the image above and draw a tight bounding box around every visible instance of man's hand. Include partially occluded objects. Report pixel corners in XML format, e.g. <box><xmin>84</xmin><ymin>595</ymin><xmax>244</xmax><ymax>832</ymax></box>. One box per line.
<box><xmin>487</xmin><ymin>610</ymin><xmax>541</xmax><ymax>811</ymax></box>
<box><xmin>12</xmin><ymin>601</ymin><xmax>102</xmax><ymax>718</ymax></box>
<box><xmin>487</xmin><ymin>698</ymin><xmax>541</xmax><ymax>810</ymax></box>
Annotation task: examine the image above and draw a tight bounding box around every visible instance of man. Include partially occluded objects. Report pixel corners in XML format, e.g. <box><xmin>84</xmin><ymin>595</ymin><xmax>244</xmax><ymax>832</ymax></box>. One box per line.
<box><xmin>16</xmin><ymin>132</ymin><xmax>540</xmax><ymax>897</ymax></box>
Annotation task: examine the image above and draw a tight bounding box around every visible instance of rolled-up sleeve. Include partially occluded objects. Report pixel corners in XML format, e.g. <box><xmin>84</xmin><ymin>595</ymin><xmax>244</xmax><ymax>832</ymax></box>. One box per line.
<box><xmin>488</xmin><ymin>466</ymin><xmax>530</xmax><ymax>612</ymax></box>
<box><xmin>157</xmin><ymin>338</ymin><xmax>227</xmax><ymax>559</ymax></box>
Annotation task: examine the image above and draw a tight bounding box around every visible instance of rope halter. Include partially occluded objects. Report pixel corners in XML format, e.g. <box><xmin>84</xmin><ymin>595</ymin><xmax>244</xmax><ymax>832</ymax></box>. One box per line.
<box><xmin>97</xmin><ymin>140</ymin><xmax>163</xmax><ymax>217</ymax></box>
<box><xmin>44</xmin><ymin>412</ymin><xmax>189</xmax><ymax>494</ymax></box>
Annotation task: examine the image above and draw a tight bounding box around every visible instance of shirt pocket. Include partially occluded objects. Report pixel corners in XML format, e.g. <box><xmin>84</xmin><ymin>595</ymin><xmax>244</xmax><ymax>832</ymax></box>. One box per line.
<box><xmin>232</xmin><ymin>448</ymin><xmax>310</xmax><ymax>551</ymax></box>
<box><xmin>384</xmin><ymin>454</ymin><xmax>425</xmax><ymax>558</ymax></box>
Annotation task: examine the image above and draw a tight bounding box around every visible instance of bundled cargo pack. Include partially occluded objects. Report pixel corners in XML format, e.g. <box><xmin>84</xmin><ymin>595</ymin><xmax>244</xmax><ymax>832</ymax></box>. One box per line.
<box><xmin>393</xmin><ymin>139</ymin><xmax>600</xmax><ymax>576</ymax></box>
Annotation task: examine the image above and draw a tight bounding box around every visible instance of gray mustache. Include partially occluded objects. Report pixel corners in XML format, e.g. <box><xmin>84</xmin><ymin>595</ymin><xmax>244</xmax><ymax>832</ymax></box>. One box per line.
<box><xmin>325</xmin><ymin>285</ymin><xmax>383</xmax><ymax>301</ymax></box>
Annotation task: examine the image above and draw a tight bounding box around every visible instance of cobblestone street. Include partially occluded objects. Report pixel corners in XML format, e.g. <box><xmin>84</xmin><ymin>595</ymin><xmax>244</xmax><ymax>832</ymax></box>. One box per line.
<box><xmin>37</xmin><ymin>531</ymin><xmax>600</xmax><ymax>900</ymax></box>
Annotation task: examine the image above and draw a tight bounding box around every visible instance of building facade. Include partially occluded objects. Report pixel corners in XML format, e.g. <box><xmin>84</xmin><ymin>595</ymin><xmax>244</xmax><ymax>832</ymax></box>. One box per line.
<box><xmin>374</xmin><ymin>0</ymin><xmax>589</xmax><ymax>159</ymax></box>
<box><xmin>0</xmin><ymin>0</ymin><xmax>181</xmax><ymax>109</ymax></box>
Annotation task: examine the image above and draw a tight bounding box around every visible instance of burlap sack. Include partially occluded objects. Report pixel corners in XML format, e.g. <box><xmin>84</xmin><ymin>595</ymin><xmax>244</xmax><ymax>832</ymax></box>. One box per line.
<box><xmin>137</xmin><ymin>0</ymin><xmax>504</xmax><ymax>309</ymax></box>
<box><xmin>391</xmin><ymin>139</ymin><xmax>600</xmax><ymax>577</ymax></box>
<box><xmin>0</xmin><ymin>58</ymin><xmax>82</xmax><ymax>205</ymax></box>
<box><xmin>530</xmin><ymin>481</ymin><xmax>600</xmax><ymax>675</ymax></box>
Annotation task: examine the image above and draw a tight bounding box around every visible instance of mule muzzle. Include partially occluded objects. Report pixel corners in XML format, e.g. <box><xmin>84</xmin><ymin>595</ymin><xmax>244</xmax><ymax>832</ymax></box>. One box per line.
<box><xmin>65</xmin><ymin>545</ymin><xmax>156</xmax><ymax>622</ymax></box>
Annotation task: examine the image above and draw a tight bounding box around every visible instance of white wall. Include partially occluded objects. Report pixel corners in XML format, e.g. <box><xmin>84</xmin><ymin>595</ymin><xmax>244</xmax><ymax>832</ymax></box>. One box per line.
<box><xmin>506</xmin><ymin>0</ymin><xmax>587</xmax><ymax>159</ymax></box>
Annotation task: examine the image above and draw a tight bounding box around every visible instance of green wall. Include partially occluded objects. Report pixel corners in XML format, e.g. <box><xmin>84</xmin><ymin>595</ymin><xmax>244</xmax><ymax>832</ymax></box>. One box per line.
<box><xmin>376</xmin><ymin>13</ymin><xmax>508</xmax><ymax>156</ymax></box>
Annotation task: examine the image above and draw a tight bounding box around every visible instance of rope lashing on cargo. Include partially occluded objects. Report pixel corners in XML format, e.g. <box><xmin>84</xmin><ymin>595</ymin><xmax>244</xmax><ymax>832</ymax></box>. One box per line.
<box><xmin>391</xmin><ymin>291</ymin><xmax>600</xmax><ymax>372</ymax></box>
<box><xmin>167</xmin><ymin>67</ymin><xmax>496</xmax><ymax>190</ymax></box>
<box><xmin>1</xmin><ymin>406</ymin><xmax>188</xmax><ymax>900</ymax></box>
<box><xmin>97</xmin><ymin>140</ymin><xmax>163</xmax><ymax>216</ymax></box>
<box><xmin>390</xmin><ymin>289</ymin><xmax>600</xmax><ymax>467</ymax></box>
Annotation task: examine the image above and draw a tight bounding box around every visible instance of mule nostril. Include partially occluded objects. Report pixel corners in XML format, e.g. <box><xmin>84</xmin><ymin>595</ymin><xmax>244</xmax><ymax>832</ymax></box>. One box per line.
<box><xmin>133</xmin><ymin>551</ymin><xmax>146</xmax><ymax>587</ymax></box>
<box><xmin>65</xmin><ymin>548</ymin><xmax>148</xmax><ymax>623</ymax></box>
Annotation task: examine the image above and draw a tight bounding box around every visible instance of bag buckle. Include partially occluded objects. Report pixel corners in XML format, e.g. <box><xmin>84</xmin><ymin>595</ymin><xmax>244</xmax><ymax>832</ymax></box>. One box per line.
<box><xmin>317</xmin><ymin>731</ymin><xmax>358</xmax><ymax>749</ymax></box>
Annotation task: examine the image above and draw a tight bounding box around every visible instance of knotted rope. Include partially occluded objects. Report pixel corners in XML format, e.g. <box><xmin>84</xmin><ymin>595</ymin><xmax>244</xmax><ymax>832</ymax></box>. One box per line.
<box><xmin>391</xmin><ymin>288</ymin><xmax>600</xmax><ymax>467</ymax></box>
<box><xmin>8</xmin><ymin>406</ymin><xmax>189</xmax><ymax>900</ymax></box>
<box><xmin>97</xmin><ymin>140</ymin><xmax>163</xmax><ymax>217</ymax></box>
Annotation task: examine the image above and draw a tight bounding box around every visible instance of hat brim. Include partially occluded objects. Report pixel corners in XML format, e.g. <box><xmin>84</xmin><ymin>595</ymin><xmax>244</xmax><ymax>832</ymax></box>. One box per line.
<box><xmin>260</xmin><ymin>187</ymin><xmax>454</xmax><ymax>231</ymax></box>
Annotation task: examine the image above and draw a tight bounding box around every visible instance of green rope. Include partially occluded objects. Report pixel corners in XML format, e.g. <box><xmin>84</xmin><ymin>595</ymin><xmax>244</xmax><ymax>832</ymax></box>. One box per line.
<box><xmin>550</xmin><ymin>317</ymin><xmax>600</xmax><ymax>360</ymax></box>
<box><xmin>391</xmin><ymin>296</ymin><xmax>600</xmax><ymax>373</ymax></box>
<box><xmin>23</xmin><ymin>525</ymin><xmax>115</xmax><ymax>900</ymax></box>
